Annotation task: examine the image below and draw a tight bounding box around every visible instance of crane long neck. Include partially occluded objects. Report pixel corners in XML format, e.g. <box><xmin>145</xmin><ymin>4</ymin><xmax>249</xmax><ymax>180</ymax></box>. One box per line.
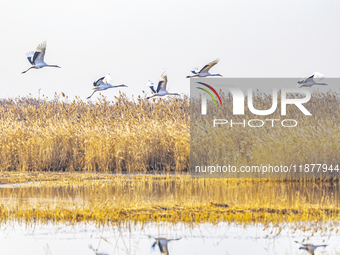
<box><xmin>46</xmin><ymin>64</ymin><xmax>60</xmax><ymax>68</ymax></box>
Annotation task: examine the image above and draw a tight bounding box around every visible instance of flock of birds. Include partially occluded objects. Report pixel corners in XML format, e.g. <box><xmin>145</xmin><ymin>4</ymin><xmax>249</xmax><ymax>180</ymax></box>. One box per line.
<box><xmin>21</xmin><ymin>41</ymin><xmax>327</xmax><ymax>101</ymax></box>
<box><xmin>21</xmin><ymin>41</ymin><xmax>331</xmax><ymax>255</ymax></box>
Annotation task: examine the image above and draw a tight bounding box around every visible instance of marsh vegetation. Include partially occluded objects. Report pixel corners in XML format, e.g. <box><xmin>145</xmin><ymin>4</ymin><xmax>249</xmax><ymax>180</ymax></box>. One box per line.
<box><xmin>1</xmin><ymin>90</ymin><xmax>339</xmax><ymax>173</ymax></box>
<box><xmin>0</xmin><ymin>94</ymin><xmax>189</xmax><ymax>172</ymax></box>
<box><xmin>0</xmin><ymin>91</ymin><xmax>339</xmax><ymax>254</ymax></box>
<box><xmin>0</xmin><ymin>173</ymin><xmax>339</xmax><ymax>224</ymax></box>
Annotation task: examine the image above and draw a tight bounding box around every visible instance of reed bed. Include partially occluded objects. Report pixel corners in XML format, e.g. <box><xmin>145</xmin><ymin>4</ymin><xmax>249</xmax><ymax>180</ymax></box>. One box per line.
<box><xmin>0</xmin><ymin>93</ymin><xmax>190</xmax><ymax>172</ymax></box>
<box><xmin>0</xmin><ymin>173</ymin><xmax>339</xmax><ymax>225</ymax></box>
<box><xmin>0</xmin><ymin>90</ymin><xmax>339</xmax><ymax>172</ymax></box>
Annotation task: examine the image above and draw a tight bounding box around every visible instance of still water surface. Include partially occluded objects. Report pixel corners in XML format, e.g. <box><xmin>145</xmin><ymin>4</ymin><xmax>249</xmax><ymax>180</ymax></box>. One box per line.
<box><xmin>0</xmin><ymin>221</ymin><xmax>339</xmax><ymax>255</ymax></box>
<box><xmin>0</xmin><ymin>178</ymin><xmax>339</xmax><ymax>254</ymax></box>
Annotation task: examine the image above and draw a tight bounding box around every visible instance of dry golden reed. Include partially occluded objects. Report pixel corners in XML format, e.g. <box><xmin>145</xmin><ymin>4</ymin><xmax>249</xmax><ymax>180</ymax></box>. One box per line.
<box><xmin>0</xmin><ymin>93</ymin><xmax>189</xmax><ymax>172</ymax></box>
<box><xmin>0</xmin><ymin>90</ymin><xmax>339</xmax><ymax>172</ymax></box>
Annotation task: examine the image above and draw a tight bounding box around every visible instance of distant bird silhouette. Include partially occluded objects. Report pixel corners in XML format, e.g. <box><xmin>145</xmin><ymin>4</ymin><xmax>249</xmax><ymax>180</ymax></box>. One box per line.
<box><xmin>87</xmin><ymin>73</ymin><xmax>127</xmax><ymax>99</ymax></box>
<box><xmin>186</xmin><ymin>58</ymin><xmax>222</xmax><ymax>78</ymax></box>
<box><xmin>22</xmin><ymin>41</ymin><xmax>60</xmax><ymax>74</ymax></box>
<box><xmin>298</xmin><ymin>72</ymin><xmax>327</xmax><ymax>87</ymax></box>
<box><xmin>295</xmin><ymin>241</ymin><xmax>327</xmax><ymax>255</ymax></box>
<box><xmin>146</xmin><ymin>71</ymin><xmax>180</xmax><ymax>99</ymax></box>
<box><xmin>149</xmin><ymin>236</ymin><xmax>181</xmax><ymax>255</ymax></box>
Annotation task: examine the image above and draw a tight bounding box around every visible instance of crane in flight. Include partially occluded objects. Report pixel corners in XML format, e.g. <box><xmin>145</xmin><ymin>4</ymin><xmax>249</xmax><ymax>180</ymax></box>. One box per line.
<box><xmin>87</xmin><ymin>73</ymin><xmax>127</xmax><ymax>99</ymax></box>
<box><xmin>146</xmin><ymin>71</ymin><xmax>180</xmax><ymax>99</ymax></box>
<box><xmin>298</xmin><ymin>72</ymin><xmax>327</xmax><ymax>87</ymax></box>
<box><xmin>22</xmin><ymin>41</ymin><xmax>60</xmax><ymax>74</ymax></box>
<box><xmin>186</xmin><ymin>58</ymin><xmax>222</xmax><ymax>78</ymax></box>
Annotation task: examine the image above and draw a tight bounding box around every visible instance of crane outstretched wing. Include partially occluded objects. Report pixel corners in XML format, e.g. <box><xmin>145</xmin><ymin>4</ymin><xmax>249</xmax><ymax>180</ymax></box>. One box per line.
<box><xmin>191</xmin><ymin>67</ymin><xmax>199</xmax><ymax>74</ymax></box>
<box><xmin>146</xmin><ymin>80</ymin><xmax>157</xmax><ymax>93</ymax></box>
<box><xmin>199</xmin><ymin>58</ymin><xmax>219</xmax><ymax>73</ymax></box>
<box><xmin>298</xmin><ymin>72</ymin><xmax>324</xmax><ymax>84</ymax></box>
<box><xmin>305</xmin><ymin>74</ymin><xmax>316</xmax><ymax>82</ymax></box>
<box><xmin>310</xmin><ymin>72</ymin><xmax>324</xmax><ymax>82</ymax></box>
<box><xmin>26</xmin><ymin>51</ymin><xmax>35</xmax><ymax>65</ymax></box>
<box><xmin>156</xmin><ymin>71</ymin><xmax>167</xmax><ymax>92</ymax></box>
<box><xmin>93</xmin><ymin>73</ymin><xmax>111</xmax><ymax>86</ymax></box>
<box><xmin>34</xmin><ymin>41</ymin><xmax>47</xmax><ymax>64</ymax></box>
<box><xmin>93</xmin><ymin>76</ymin><xmax>105</xmax><ymax>86</ymax></box>
<box><xmin>102</xmin><ymin>73</ymin><xmax>112</xmax><ymax>85</ymax></box>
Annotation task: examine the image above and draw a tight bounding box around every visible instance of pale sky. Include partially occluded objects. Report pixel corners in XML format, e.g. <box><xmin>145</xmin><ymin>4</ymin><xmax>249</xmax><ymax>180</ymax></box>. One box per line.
<box><xmin>0</xmin><ymin>0</ymin><xmax>339</xmax><ymax>100</ymax></box>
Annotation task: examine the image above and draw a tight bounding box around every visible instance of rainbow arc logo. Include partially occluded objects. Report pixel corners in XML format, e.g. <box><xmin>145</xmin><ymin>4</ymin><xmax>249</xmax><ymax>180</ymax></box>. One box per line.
<box><xmin>196</xmin><ymin>82</ymin><xmax>223</xmax><ymax>106</ymax></box>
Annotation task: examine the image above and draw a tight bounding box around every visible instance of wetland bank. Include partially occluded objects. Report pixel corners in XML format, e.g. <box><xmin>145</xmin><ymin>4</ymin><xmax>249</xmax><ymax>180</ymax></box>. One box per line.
<box><xmin>0</xmin><ymin>93</ymin><xmax>339</xmax><ymax>254</ymax></box>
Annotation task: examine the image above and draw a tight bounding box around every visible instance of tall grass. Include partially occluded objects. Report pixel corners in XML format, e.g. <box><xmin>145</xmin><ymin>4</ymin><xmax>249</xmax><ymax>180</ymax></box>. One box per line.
<box><xmin>0</xmin><ymin>93</ymin><xmax>189</xmax><ymax>172</ymax></box>
<box><xmin>1</xmin><ymin>90</ymin><xmax>339</xmax><ymax>172</ymax></box>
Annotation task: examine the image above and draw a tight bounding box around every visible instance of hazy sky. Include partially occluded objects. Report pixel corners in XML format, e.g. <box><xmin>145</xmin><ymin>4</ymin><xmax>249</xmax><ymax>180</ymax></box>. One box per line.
<box><xmin>0</xmin><ymin>0</ymin><xmax>339</xmax><ymax>100</ymax></box>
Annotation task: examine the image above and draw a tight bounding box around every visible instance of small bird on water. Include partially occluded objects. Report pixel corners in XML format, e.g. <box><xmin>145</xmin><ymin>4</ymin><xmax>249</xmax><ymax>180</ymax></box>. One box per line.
<box><xmin>87</xmin><ymin>73</ymin><xmax>127</xmax><ymax>99</ymax></box>
<box><xmin>22</xmin><ymin>41</ymin><xmax>60</xmax><ymax>74</ymax></box>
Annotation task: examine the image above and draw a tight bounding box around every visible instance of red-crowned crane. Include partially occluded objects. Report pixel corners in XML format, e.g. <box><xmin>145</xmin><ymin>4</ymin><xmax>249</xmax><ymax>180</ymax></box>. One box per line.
<box><xmin>186</xmin><ymin>58</ymin><xmax>222</xmax><ymax>78</ymax></box>
<box><xmin>87</xmin><ymin>73</ymin><xmax>127</xmax><ymax>99</ymax></box>
<box><xmin>22</xmin><ymin>41</ymin><xmax>60</xmax><ymax>74</ymax></box>
<box><xmin>146</xmin><ymin>71</ymin><xmax>179</xmax><ymax>99</ymax></box>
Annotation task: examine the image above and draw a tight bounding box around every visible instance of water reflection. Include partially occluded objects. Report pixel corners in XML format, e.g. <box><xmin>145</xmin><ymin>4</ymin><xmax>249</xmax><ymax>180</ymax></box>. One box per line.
<box><xmin>89</xmin><ymin>244</ymin><xmax>109</xmax><ymax>255</ymax></box>
<box><xmin>149</xmin><ymin>236</ymin><xmax>181</xmax><ymax>255</ymax></box>
<box><xmin>0</xmin><ymin>179</ymin><xmax>339</xmax><ymax>208</ymax></box>
<box><xmin>294</xmin><ymin>241</ymin><xmax>328</xmax><ymax>255</ymax></box>
<box><xmin>0</xmin><ymin>221</ymin><xmax>339</xmax><ymax>255</ymax></box>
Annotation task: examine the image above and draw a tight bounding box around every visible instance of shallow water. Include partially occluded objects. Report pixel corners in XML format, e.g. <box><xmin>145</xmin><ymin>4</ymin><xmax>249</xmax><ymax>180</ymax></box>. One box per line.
<box><xmin>0</xmin><ymin>221</ymin><xmax>339</xmax><ymax>255</ymax></box>
<box><xmin>0</xmin><ymin>177</ymin><xmax>339</xmax><ymax>254</ymax></box>
<box><xmin>0</xmin><ymin>178</ymin><xmax>339</xmax><ymax>208</ymax></box>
